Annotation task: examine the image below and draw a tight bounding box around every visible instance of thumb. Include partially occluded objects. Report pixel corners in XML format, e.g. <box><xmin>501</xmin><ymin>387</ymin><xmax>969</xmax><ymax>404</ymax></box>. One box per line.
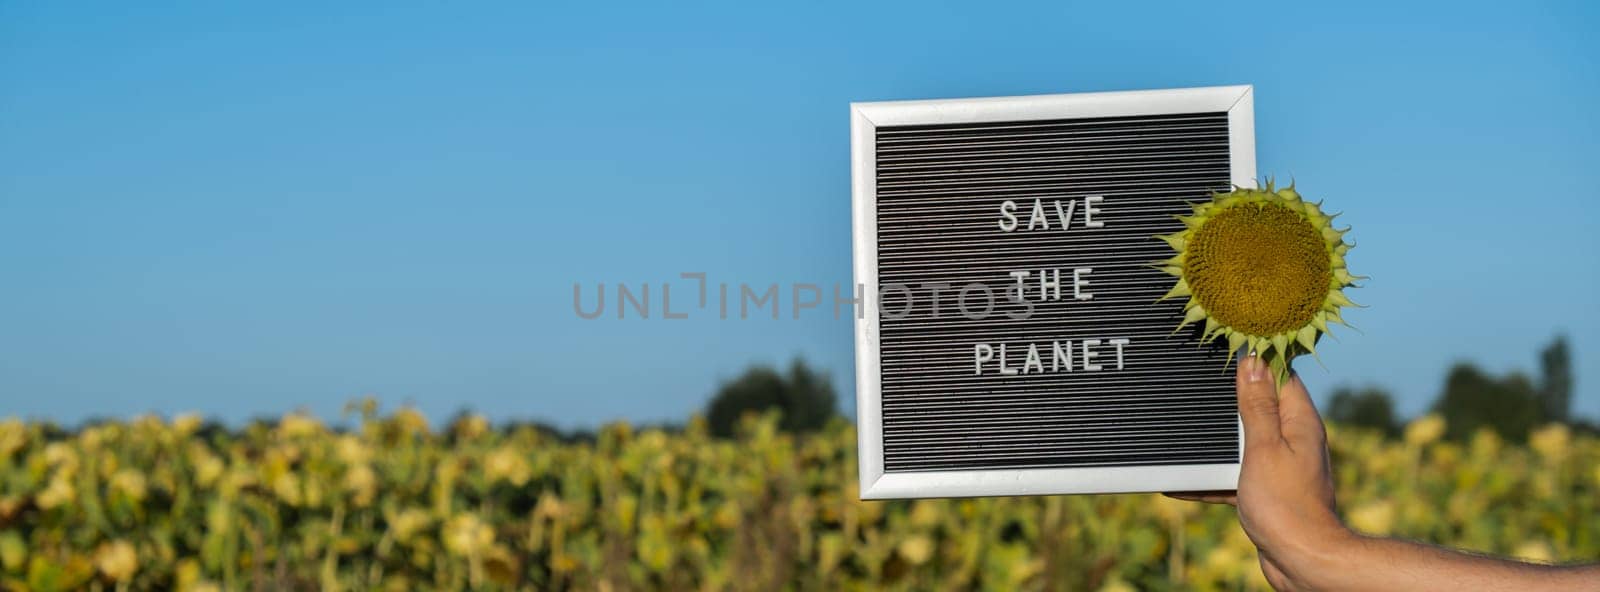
<box><xmin>1276</xmin><ymin>374</ymin><xmax>1327</xmax><ymax>452</ymax></box>
<box><xmin>1236</xmin><ymin>354</ymin><xmax>1281</xmax><ymax>447</ymax></box>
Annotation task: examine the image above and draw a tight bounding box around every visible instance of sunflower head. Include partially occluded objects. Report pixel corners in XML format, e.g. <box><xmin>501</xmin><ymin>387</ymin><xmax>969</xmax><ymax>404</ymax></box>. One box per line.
<box><xmin>1156</xmin><ymin>181</ymin><xmax>1362</xmax><ymax>386</ymax></box>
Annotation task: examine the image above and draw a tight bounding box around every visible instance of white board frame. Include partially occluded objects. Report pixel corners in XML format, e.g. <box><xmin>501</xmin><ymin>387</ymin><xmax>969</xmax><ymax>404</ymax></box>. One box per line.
<box><xmin>851</xmin><ymin>85</ymin><xmax>1256</xmax><ymax>499</ymax></box>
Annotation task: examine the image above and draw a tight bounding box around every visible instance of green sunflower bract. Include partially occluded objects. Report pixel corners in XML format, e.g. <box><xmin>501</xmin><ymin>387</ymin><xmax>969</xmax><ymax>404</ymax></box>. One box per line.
<box><xmin>1156</xmin><ymin>181</ymin><xmax>1362</xmax><ymax>386</ymax></box>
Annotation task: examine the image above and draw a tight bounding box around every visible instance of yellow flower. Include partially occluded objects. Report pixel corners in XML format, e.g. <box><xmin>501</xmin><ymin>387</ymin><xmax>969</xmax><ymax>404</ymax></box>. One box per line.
<box><xmin>205</xmin><ymin>499</ymin><xmax>233</xmax><ymax>535</ymax></box>
<box><xmin>443</xmin><ymin>513</ymin><xmax>495</xmax><ymax>557</ymax></box>
<box><xmin>94</xmin><ymin>539</ymin><xmax>138</xmax><ymax>582</ymax></box>
<box><xmin>817</xmin><ymin>534</ymin><xmax>845</xmax><ymax>575</ymax></box>
<box><xmin>484</xmin><ymin>445</ymin><xmax>531</xmax><ymax>486</ymax></box>
<box><xmin>636</xmin><ymin>515</ymin><xmax>673</xmax><ymax>571</ymax></box>
<box><xmin>0</xmin><ymin>531</ymin><xmax>25</xmax><ymax>571</ymax></box>
<box><xmin>908</xmin><ymin>500</ymin><xmax>942</xmax><ymax>527</ymax></box>
<box><xmin>335</xmin><ymin>435</ymin><xmax>372</xmax><ymax>465</ymax></box>
<box><xmin>453</xmin><ymin>414</ymin><xmax>490</xmax><ymax>441</ymax></box>
<box><xmin>533</xmin><ymin>492</ymin><xmax>567</xmax><ymax>520</ymax></box>
<box><xmin>1152</xmin><ymin>493</ymin><xmax>1197</xmax><ymax>523</ymax></box>
<box><xmin>273</xmin><ymin>472</ymin><xmax>303</xmax><ymax>506</ymax></box>
<box><xmin>1155</xmin><ymin>182</ymin><xmax>1360</xmax><ymax>386</ymax></box>
<box><xmin>44</xmin><ymin>442</ymin><xmax>79</xmax><ymax>470</ymax></box>
<box><xmin>483</xmin><ymin>544</ymin><xmax>521</xmax><ymax>586</ymax></box>
<box><xmin>1347</xmin><ymin>500</ymin><xmax>1395</xmax><ymax>535</ymax></box>
<box><xmin>1203</xmin><ymin>545</ymin><xmax>1244</xmax><ymax>579</ymax></box>
<box><xmin>897</xmin><ymin>534</ymin><xmax>935</xmax><ymax>565</ymax></box>
<box><xmin>1404</xmin><ymin>414</ymin><xmax>1446</xmax><ymax>447</ymax></box>
<box><xmin>612</xmin><ymin>494</ymin><xmax>640</xmax><ymax>533</ymax></box>
<box><xmin>111</xmin><ymin>469</ymin><xmax>149</xmax><ymax>502</ymax></box>
<box><xmin>1097</xmin><ymin>578</ymin><xmax>1138</xmax><ymax>592</ymax></box>
<box><xmin>2</xmin><ymin>402</ymin><xmax>1596</xmax><ymax>589</ymax></box>
<box><xmin>219</xmin><ymin>468</ymin><xmax>256</xmax><ymax>499</ymax></box>
<box><xmin>858</xmin><ymin>498</ymin><xmax>885</xmax><ymax>525</ymax></box>
<box><xmin>192</xmin><ymin>451</ymin><xmax>224</xmax><ymax>487</ymax></box>
<box><xmin>1528</xmin><ymin>424</ymin><xmax>1570</xmax><ymax>463</ymax></box>
<box><xmin>172</xmin><ymin>413</ymin><xmax>203</xmax><ymax>437</ymax></box>
<box><xmin>1469</xmin><ymin>428</ymin><xmax>1501</xmax><ymax>458</ymax></box>
<box><xmin>344</xmin><ymin>464</ymin><xmax>377</xmax><ymax>507</ymax></box>
<box><xmin>394</xmin><ymin>407</ymin><xmax>430</xmax><ymax>436</ymax></box>
<box><xmin>80</xmin><ymin>426</ymin><xmax>106</xmax><ymax>450</ymax></box>
<box><xmin>37</xmin><ymin>475</ymin><xmax>75</xmax><ymax>510</ymax></box>
<box><xmin>1512</xmin><ymin>540</ymin><xmax>1553</xmax><ymax>564</ymax></box>
<box><xmin>390</xmin><ymin>508</ymin><xmax>433</xmax><ymax>543</ymax></box>
<box><xmin>0</xmin><ymin>418</ymin><xmax>26</xmax><ymax>458</ymax></box>
<box><xmin>132</xmin><ymin>414</ymin><xmax>163</xmax><ymax>434</ymax></box>
<box><xmin>278</xmin><ymin>413</ymin><xmax>323</xmax><ymax>438</ymax></box>
<box><xmin>174</xmin><ymin>558</ymin><xmax>202</xmax><ymax>590</ymax></box>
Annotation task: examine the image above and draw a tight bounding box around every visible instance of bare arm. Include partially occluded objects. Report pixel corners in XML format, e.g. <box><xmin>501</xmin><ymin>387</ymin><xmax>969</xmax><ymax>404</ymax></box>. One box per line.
<box><xmin>1167</xmin><ymin>355</ymin><xmax>1599</xmax><ymax>591</ymax></box>
<box><xmin>1311</xmin><ymin>534</ymin><xmax>1600</xmax><ymax>591</ymax></box>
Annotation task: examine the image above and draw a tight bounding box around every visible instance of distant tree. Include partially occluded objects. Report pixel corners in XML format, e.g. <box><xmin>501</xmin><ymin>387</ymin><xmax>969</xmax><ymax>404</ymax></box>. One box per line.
<box><xmin>705</xmin><ymin>359</ymin><xmax>838</xmax><ymax>438</ymax></box>
<box><xmin>1571</xmin><ymin>418</ymin><xmax>1600</xmax><ymax>438</ymax></box>
<box><xmin>497</xmin><ymin>419</ymin><xmax>599</xmax><ymax>445</ymax></box>
<box><xmin>1537</xmin><ymin>335</ymin><xmax>1573</xmax><ymax>423</ymax></box>
<box><xmin>1325</xmin><ymin>385</ymin><xmax>1400</xmax><ymax>436</ymax></box>
<box><xmin>1431</xmin><ymin>363</ymin><xmax>1543</xmax><ymax>442</ymax></box>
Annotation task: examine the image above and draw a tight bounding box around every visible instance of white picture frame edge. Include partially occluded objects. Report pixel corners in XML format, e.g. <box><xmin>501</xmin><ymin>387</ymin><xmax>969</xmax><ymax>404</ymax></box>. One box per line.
<box><xmin>851</xmin><ymin>84</ymin><xmax>1257</xmax><ymax>500</ymax></box>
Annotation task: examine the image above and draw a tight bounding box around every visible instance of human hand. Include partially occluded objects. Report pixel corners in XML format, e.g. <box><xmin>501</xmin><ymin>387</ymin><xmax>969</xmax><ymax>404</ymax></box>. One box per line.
<box><xmin>1165</xmin><ymin>354</ymin><xmax>1354</xmax><ymax>590</ymax></box>
<box><xmin>1167</xmin><ymin>355</ymin><xmax>1600</xmax><ymax>591</ymax></box>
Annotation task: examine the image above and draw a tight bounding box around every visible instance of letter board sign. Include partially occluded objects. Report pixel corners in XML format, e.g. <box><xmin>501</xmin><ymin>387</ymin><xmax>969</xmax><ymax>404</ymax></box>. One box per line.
<box><xmin>852</xmin><ymin>85</ymin><xmax>1256</xmax><ymax>498</ymax></box>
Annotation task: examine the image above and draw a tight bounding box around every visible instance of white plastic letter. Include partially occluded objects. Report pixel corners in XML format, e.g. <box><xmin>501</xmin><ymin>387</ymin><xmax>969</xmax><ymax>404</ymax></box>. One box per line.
<box><xmin>1023</xmin><ymin>343</ymin><xmax>1043</xmax><ymax>374</ymax></box>
<box><xmin>1027</xmin><ymin>198</ymin><xmax>1048</xmax><ymax>230</ymax></box>
<box><xmin>999</xmin><ymin>200</ymin><xmax>1019</xmax><ymax>232</ymax></box>
<box><xmin>1083</xmin><ymin>195</ymin><xmax>1104</xmax><ymax>228</ymax></box>
<box><xmin>1040</xmin><ymin>268</ymin><xmax>1061</xmax><ymax>302</ymax></box>
<box><xmin>999</xmin><ymin>343</ymin><xmax>1018</xmax><ymax>375</ymax></box>
<box><xmin>1052</xmin><ymin>340</ymin><xmax>1073</xmax><ymax>372</ymax></box>
<box><xmin>1109</xmin><ymin>338</ymin><xmax>1130</xmax><ymax>370</ymax></box>
<box><xmin>1054</xmin><ymin>199</ymin><xmax>1077</xmax><ymax>230</ymax></box>
<box><xmin>1082</xmin><ymin>339</ymin><xmax>1103</xmax><ymax>372</ymax></box>
<box><xmin>974</xmin><ymin>344</ymin><xmax>994</xmax><ymax>375</ymax></box>
<box><xmin>1073</xmin><ymin>268</ymin><xmax>1094</xmax><ymax>301</ymax></box>
<box><xmin>1009</xmin><ymin>270</ymin><xmax>1030</xmax><ymax>296</ymax></box>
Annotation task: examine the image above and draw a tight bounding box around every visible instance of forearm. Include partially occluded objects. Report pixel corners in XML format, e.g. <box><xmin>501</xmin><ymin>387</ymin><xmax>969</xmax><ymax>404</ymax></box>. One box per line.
<box><xmin>1288</xmin><ymin>531</ymin><xmax>1600</xmax><ymax>591</ymax></box>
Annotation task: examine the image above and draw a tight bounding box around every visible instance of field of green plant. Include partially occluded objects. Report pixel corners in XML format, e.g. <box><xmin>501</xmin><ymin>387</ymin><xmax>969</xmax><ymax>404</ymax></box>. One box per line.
<box><xmin>1</xmin><ymin>402</ymin><xmax>1595</xmax><ymax>591</ymax></box>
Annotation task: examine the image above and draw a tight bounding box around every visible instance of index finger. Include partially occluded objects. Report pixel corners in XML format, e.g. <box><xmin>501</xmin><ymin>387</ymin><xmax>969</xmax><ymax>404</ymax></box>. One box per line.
<box><xmin>1236</xmin><ymin>354</ymin><xmax>1282</xmax><ymax>447</ymax></box>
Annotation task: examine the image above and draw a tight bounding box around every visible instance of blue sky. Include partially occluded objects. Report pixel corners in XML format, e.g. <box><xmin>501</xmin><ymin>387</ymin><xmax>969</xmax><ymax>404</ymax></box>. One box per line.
<box><xmin>1</xmin><ymin>1</ymin><xmax>1596</xmax><ymax>426</ymax></box>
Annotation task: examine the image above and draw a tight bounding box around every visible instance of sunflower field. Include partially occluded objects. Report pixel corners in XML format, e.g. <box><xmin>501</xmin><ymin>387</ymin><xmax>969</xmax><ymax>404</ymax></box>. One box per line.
<box><xmin>0</xmin><ymin>402</ymin><xmax>1595</xmax><ymax>592</ymax></box>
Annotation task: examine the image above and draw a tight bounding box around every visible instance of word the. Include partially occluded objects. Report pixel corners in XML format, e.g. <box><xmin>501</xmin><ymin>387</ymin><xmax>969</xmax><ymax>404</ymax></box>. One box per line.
<box><xmin>1008</xmin><ymin>268</ymin><xmax>1094</xmax><ymax>302</ymax></box>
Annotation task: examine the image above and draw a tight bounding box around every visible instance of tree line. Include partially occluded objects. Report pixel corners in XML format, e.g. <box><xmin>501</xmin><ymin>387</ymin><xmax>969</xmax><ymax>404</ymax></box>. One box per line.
<box><xmin>707</xmin><ymin>335</ymin><xmax>1589</xmax><ymax>442</ymax></box>
<box><xmin>1326</xmin><ymin>335</ymin><xmax>1590</xmax><ymax>440</ymax></box>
